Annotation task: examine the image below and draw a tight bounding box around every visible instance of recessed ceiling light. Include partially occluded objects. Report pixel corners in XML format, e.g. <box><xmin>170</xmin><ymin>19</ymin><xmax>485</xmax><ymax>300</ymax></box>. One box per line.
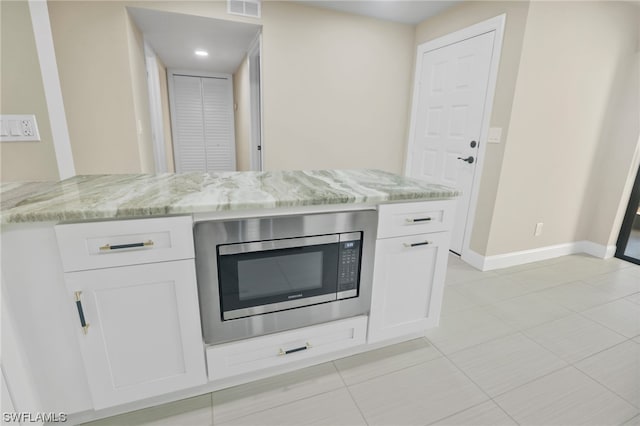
<box><xmin>194</xmin><ymin>49</ymin><xmax>209</xmax><ymax>57</ymax></box>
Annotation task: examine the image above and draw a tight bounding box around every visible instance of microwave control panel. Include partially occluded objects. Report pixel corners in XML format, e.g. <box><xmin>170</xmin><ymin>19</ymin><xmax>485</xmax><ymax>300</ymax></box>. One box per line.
<box><xmin>337</xmin><ymin>239</ymin><xmax>361</xmax><ymax>297</ymax></box>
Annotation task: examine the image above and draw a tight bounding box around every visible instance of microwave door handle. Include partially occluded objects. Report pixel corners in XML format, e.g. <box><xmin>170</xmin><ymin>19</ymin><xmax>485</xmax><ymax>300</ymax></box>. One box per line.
<box><xmin>218</xmin><ymin>234</ymin><xmax>340</xmax><ymax>256</ymax></box>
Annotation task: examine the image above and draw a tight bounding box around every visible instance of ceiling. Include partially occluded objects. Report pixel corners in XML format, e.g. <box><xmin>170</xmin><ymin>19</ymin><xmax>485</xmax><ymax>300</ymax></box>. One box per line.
<box><xmin>127</xmin><ymin>1</ymin><xmax>461</xmax><ymax>74</ymax></box>
<box><xmin>127</xmin><ymin>7</ymin><xmax>261</xmax><ymax>74</ymax></box>
<box><xmin>297</xmin><ymin>0</ymin><xmax>463</xmax><ymax>24</ymax></box>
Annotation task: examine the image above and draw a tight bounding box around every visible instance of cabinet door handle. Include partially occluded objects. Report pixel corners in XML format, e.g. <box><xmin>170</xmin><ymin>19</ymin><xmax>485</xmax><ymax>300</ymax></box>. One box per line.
<box><xmin>405</xmin><ymin>217</ymin><xmax>432</xmax><ymax>223</ymax></box>
<box><xmin>74</xmin><ymin>291</ymin><xmax>90</xmax><ymax>335</ymax></box>
<box><xmin>278</xmin><ymin>342</ymin><xmax>312</xmax><ymax>356</ymax></box>
<box><xmin>99</xmin><ymin>240</ymin><xmax>154</xmax><ymax>251</ymax></box>
<box><xmin>403</xmin><ymin>241</ymin><xmax>431</xmax><ymax>248</ymax></box>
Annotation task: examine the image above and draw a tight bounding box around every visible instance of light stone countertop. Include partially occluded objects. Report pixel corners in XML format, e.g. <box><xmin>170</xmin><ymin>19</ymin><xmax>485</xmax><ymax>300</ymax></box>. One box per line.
<box><xmin>0</xmin><ymin>181</ymin><xmax>58</xmax><ymax>212</ymax></box>
<box><xmin>1</xmin><ymin>170</ymin><xmax>460</xmax><ymax>224</ymax></box>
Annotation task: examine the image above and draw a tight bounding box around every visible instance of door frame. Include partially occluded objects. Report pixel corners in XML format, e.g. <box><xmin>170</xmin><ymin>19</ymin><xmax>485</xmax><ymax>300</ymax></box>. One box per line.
<box><xmin>167</xmin><ymin>69</ymin><xmax>236</xmax><ymax>173</ymax></box>
<box><xmin>143</xmin><ymin>41</ymin><xmax>168</xmax><ymax>173</ymax></box>
<box><xmin>248</xmin><ymin>32</ymin><xmax>264</xmax><ymax>171</ymax></box>
<box><xmin>615</xmin><ymin>164</ymin><xmax>640</xmax><ymax>265</ymax></box>
<box><xmin>404</xmin><ymin>14</ymin><xmax>506</xmax><ymax>263</ymax></box>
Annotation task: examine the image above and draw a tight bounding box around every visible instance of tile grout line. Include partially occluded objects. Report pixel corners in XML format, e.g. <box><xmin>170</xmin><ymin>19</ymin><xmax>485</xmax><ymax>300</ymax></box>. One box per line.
<box><xmin>523</xmin><ymin>332</ymin><xmax>630</xmax><ymax>367</ymax></box>
<box><xmin>444</xmin><ymin>334</ymin><xmax>638</xmax><ymax>406</ymax></box>
<box><xmin>340</xmin><ymin>349</ymin><xmax>502</xmax><ymax>426</ymax></box>
<box><xmin>571</xmin><ymin>341</ymin><xmax>640</xmax><ymax>411</ymax></box>
<box><xmin>331</xmin><ymin>339</ymin><xmax>447</xmax><ymax>388</ymax></box>
<box><xmin>576</xmin><ymin>307</ymin><xmax>640</xmax><ymax>340</ymax></box>
<box><xmin>211</xmin><ymin>386</ymin><xmax>346</xmax><ymax>424</ymax></box>
<box><xmin>336</xmin><ymin>341</ymin><xmax>518</xmax><ymax>426</ymax></box>
<box><xmin>444</xmin><ymin>281</ymin><xmax>640</xmax><ymax>338</ymax></box>
<box><xmin>431</xmin><ymin>301</ymin><xmax>581</xmax><ymax>358</ymax></box>
<box><xmin>620</xmin><ymin>413</ymin><xmax>640</xmax><ymax>425</ymax></box>
<box><xmin>424</xmin><ymin>399</ymin><xmax>517</xmax><ymax>426</ymax></box>
<box><xmin>332</xmin><ymin>360</ymin><xmax>371</xmax><ymax>426</ymax></box>
<box><xmin>442</xmin><ymin>331</ymin><xmax>594</xmax><ymax>401</ymax></box>
<box><xmin>435</xmin><ymin>344</ymin><xmax>522</xmax><ymax>426</ymax></box>
<box><xmin>518</xmin><ymin>316</ymin><xmax>629</xmax><ymax>365</ymax></box>
<box><xmin>492</xmin><ymin>363</ymin><xmax>637</xmax><ymax>412</ymax></box>
<box><xmin>210</xmin><ymin>392</ymin><xmax>215</xmax><ymax>426</ymax></box>
<box><xmin>445</xmin><ymin>331</ymin><xmax>568</xmax><ymax>398</ymax></box>
<box><xmin>210</xmin><ymin>364</ymin><xmax>347</xmax><ymax>425</ymax></box>
<box><xmin>562</xmin><ymin>364</ymin><xmax>640</xmax><ymax>418</ymax></box>
<box><xmin>426</xmin><ymin>328</ymin><xmax>520</xmax><ymax>359</ymax></box>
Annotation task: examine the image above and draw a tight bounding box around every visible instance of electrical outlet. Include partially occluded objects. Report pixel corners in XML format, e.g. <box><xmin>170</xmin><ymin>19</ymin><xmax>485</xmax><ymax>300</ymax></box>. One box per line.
<box><xmin>0</xmin><ymin>115</ymin><xmax>40</xmax><ymax>142</ymax></box>
<box><xmin>534</xmin><ymin>222</ymin><xmax>543</xmax><ymax>237</ymax></box>
<box><xmin>22</xmin><ymin>119</ymin><xmax>34</xmax><ymax>136</ymax></box>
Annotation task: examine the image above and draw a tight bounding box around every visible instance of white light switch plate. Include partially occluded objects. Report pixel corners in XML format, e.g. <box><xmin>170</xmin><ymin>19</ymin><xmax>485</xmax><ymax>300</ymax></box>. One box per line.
<box><xmin>0</xmin><ymin>115</ymin><xmax>40</xmax><ymax>142</ymax></box>
<box><xmin>487</xmin><ymin>127</ymin><xmax>502</xmax><ymax>144</ymax></box>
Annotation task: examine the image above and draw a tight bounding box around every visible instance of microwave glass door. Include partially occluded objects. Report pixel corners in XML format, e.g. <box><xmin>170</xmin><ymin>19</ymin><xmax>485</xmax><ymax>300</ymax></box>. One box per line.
<box><xmin>217</xmin><ymin>235</ymin><xmax>340</xmax><ymax>320</ymax></box>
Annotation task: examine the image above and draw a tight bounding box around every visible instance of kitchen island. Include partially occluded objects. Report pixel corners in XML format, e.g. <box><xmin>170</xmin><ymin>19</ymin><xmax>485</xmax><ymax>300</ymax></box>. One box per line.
<box><xmin>1</xmin><ymin>170</ymin><xmax>458</xmax><ymax>423</ymax></box>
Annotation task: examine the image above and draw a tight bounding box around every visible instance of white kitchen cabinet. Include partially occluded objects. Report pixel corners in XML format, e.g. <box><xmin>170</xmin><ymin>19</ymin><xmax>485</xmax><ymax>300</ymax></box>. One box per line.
<box><xmin>368</xmin><ymin>201</ymin><xmax>454</xmax><ymax>343</ymax></box>
<box><xmin>64</xmin><ymin>260</ymin><xmax>206</xmax><ymax>409</ymax></box>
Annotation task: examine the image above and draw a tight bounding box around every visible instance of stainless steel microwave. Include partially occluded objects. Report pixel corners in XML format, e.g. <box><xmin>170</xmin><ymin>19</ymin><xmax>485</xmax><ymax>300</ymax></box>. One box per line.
<box><xmin>194</xmin><ymin>210</ymin><xmax>377</xmax><ymax>345</ymax></box>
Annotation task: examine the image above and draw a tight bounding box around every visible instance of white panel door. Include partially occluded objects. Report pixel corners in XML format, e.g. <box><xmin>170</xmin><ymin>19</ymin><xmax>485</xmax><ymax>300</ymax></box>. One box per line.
<box><xmin>170</xmin><ymin>73</ymin><xmax>236</xmax><ymax>173</ymax></box>
<box><xmin>407</xmin><ymin>32</ymin><xmax>494</xmax><ymax>254</ymax></box>
<box><xmin>65</xmin><ymin>260</ymin><xmax>206</xmax><ymax>409</ymax></box>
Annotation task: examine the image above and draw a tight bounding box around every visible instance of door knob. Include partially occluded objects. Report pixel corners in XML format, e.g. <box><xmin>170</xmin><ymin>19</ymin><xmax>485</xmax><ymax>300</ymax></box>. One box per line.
<box><xmin>457</xmin><ymin>156</ymin><xmax>475</xmax><ymax>164</ymax></box>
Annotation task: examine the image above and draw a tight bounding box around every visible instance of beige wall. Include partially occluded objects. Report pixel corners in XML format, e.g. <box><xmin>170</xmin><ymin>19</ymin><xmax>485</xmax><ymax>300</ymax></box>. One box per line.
<box><xmin>0</xmin><ymin>1</ymin><xmax>59</xmax><ymax>182</ymax></box>
<box><xmin>47</xmin><ymin>1</ymin><xmax>143</xmax><ymax>174</ymax></box>
<box><xmin>260</xmin><ymin>2</ymin><xmax>415</xmax><ymax>172</ymax></box>
<box><xmin>581</xmin><ymin>4</ymin><xmax>640</xmax><ymax>247</ymax></box>
<box><xmin>486</xmin><ymin>1</ymin><xmax>640</xmax><ymax>255</ymax></box>
<box><xmin>233</xmin><ymin>54</ymin><xmax>251</xmax><ymax>171</ymax></box>
<box><xmin>48</xmin><ymin>1</ymin><xmax>415</xmax><ymax>175</ymax></box>
<box><xmin>414</xmin><ymin>1</ymin><xmax>531</xmax><ymax>255</ymax></box>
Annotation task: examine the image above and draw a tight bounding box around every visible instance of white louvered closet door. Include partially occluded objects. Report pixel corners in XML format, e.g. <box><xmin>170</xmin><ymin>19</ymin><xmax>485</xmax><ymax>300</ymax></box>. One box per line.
<box><xmin>202</xmin><ymin>77</ymin><xmax>236</xmax><ymax>172</ymax></box>
<box><xmin>170</xmin><ymin>74</ymin><xmax>236</xmax><ymax>173</ymax></box>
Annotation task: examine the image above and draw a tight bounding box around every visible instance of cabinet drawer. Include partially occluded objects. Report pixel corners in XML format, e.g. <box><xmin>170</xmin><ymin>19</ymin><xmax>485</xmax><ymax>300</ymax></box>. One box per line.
<box><xmin>377</xmin><ymin>200</ymin><xmax>456</xmax><ymax>239</ymax></box>
<box><xmin>55</xmin><ymin>216</ymin><xmax>194</xmax><ymax>272</ymax></box>
<box><xmin>206</xmin><ymin>316</ymin><xmax>367</xmax><ymax>381</ymax></box>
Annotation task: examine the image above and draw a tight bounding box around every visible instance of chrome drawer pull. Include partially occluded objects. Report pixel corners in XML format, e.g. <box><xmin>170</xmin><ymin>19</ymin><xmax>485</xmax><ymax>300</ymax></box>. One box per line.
<box><xmin>74</xmin><ymin>291</ymin><xmax>90</xmax><ymax>335</ymax></box>
<box><xmin>406</xmin><ymin>217</ymin><xmax>432</xmax><ymax>223</ymax></box>
<box><xmin>99</xmin><ymin>240</ymin><xmax>154</xmax><ymax>251</ymax></box>
<box><xmin>278</xmin><ymin>342</ymin><xmax>312</xmax><ymax>356</ymax></box>
<box><xmin>403</xmin><ymin>241</ymin><xmax>431</xmax><ymax>248</ymax></box>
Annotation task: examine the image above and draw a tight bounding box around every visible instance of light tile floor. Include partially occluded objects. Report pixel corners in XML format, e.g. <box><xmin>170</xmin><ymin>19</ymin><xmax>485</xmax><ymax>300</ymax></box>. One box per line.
<box><xmin>83</xmin><ymin>254</ymin><xmax>640</xmax><ymax>426</ymax></box>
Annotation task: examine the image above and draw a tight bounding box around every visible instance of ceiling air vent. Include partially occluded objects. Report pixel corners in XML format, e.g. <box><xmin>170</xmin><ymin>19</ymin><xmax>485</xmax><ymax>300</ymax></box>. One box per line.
<box><xmin>228</xmin><ymin>0</ymin><xmax>261</xmax><ymax>18</ymax></box>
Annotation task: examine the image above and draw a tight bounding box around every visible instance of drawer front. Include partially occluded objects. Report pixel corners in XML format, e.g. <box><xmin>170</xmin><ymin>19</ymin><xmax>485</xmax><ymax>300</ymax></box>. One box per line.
<box><xmin>55</xmin><ymin>216</ymin><xmax>194</xmax><ymax>272</ymax></box>
<box><xmin>377</xmin><ymin>200</ymin><xmax>456</xmax><ymax>238</ymax></box>
<box><xmin>206</xmin><ymin>316</ymin><xmax>367</xmax><ymax>381</ymax></box>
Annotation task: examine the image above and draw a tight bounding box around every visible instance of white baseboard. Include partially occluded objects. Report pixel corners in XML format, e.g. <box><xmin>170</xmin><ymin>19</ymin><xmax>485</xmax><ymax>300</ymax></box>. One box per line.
<box><xmin>464</xmin><ymin>241</ymin><xmax>617</xmax><ymax>271</ymax></box>
<box><xmin>579</xmin><ymin>241</ymin><xmax>616</xmax><ymax>259</ymax></box>
<box><xmin>460</xmin><ymin>249</ymin><xmax>487</xmax><ymax>271</ymax></box>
